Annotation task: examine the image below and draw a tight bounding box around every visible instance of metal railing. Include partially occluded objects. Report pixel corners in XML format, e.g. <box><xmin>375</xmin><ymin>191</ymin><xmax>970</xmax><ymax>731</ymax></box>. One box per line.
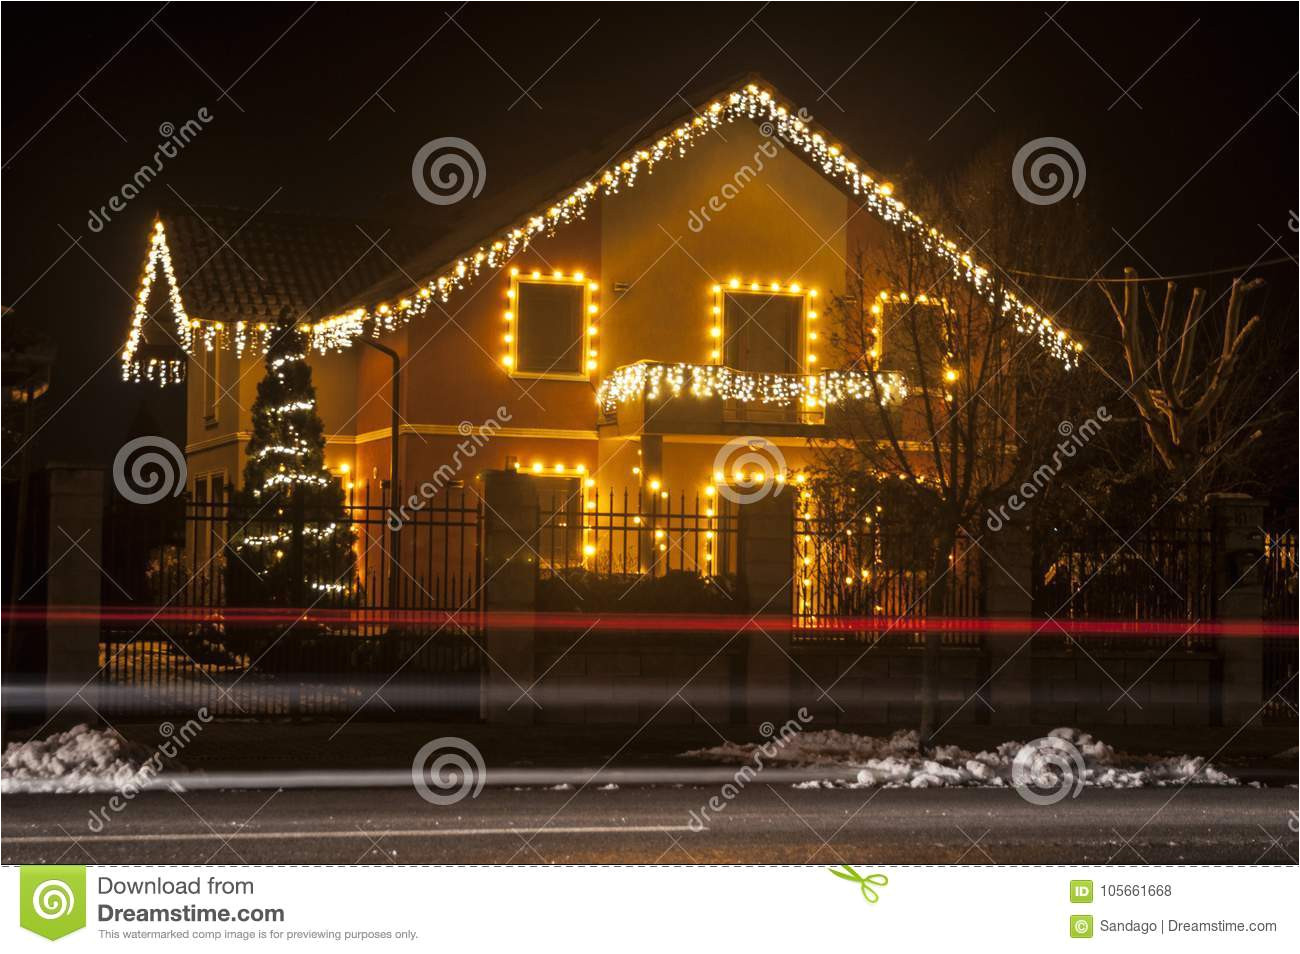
<box><xmin>95</xmin><ymin>482</ymin><xmax>485</xmax><ymax>717</ymax></box>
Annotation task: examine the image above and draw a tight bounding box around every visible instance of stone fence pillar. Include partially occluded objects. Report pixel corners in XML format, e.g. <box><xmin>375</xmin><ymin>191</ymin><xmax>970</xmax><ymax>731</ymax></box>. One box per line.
<box><xmin>738</xmin><ymin>488</ymin><xmax>795</xmax><ymax>726</ymax></box>
<box><xmin>481</xmin><ymin>470</ymin><xmax>539</xmax><ymax>725</ymax></box>
<box><xmin>44</xmin><ymin>466</ymin><xmax>104</xmax><ymax>722</ymax></box>
<box><xmin>1208</xmin><ymin>493</ymin><xmax>1266</xmax><ymax>726</ymax></box>
<box><xmin>981</xmin><ymin>513</ymin><xmax>1035</xmax><ymax>725</ymax></box>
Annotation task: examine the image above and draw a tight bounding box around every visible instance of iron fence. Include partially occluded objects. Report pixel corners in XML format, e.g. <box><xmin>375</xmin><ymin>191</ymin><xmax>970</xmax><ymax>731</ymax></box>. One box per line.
<box><xmin>1263</xmin><ymin>528</ymin><xmax>1298</xmax><ymax>723</ymax></box>
<box><xmin>96</xmin><ymin>482</ymin><xmax>485</xmax><ymax>717</ymax></box>
<box><xmin>1033</xmin><ymin>521</ymin><xmax>1217</xmax><ymax>653</ymax></box>
<box><xmin>792</xmin><ymin>510</ymin><xmax>982</xmax><ymax>646</ymax></box>
<box><xmin>538</xmin><ymin>485</ymin><xmax>739</xmax><ymax>578</ymax></box>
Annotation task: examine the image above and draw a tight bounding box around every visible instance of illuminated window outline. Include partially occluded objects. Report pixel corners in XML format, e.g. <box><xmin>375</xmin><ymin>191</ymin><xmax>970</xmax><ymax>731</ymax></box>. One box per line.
<box><xmin>709</xmin><ymin>278</ymin><xmax>818</xmax><ymax>373</ymax></box>
<box><xmin>503</xmin><ymin>269</ymin><xmax>599</xmax><ymax>382</ymax></box>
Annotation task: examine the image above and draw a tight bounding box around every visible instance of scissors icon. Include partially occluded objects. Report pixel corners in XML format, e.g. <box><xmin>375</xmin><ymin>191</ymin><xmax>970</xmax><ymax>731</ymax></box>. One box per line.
<box><xmin>828</xmin><ymin>865</ymin><xmax>888</xmax><ymax>903</ymax></box>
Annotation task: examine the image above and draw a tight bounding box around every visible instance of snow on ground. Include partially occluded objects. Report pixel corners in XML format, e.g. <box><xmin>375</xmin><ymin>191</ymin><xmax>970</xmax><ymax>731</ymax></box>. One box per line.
<box><xmin>683</xmin><ymin>727</ymin><xmax>1238</xmax><ymax>790</ymax></box>
<box><xmin>1</xmin><ymin>724</ymin><xmax>181</xmax><ymax>794</ymax></box>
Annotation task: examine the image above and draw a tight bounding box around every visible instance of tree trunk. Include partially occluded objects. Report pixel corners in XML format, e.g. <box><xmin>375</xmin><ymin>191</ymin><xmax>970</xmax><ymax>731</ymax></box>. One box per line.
<box><xmin>919</xmin><ymin>529</ymin><xmax>957</xmax><ymax>748</ymax></box>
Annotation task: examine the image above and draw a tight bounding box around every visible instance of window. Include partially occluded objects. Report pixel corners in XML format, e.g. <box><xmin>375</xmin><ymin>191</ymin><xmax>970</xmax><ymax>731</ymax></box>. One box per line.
<box><xmin>507</xmin><ymin>274</ymin><xmax>592</xmax><ymax>379</ymax></box>
<box><xmin>202</xmin><ymin>343</ymin><xmax>219</xmax><ymax>423</ymax></box>
<box><xmin>719</xmin><ymin>288</ymin><xmax>806</xmax><ymax>373</ymax></box>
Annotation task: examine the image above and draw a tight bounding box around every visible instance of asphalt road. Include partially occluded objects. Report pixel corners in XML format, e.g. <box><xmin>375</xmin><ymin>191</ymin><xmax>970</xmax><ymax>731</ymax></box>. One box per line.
<box><xmin>4</xmin><ymin>784</ymin><xmax>1296</xmax><ymax>864</ymax></box>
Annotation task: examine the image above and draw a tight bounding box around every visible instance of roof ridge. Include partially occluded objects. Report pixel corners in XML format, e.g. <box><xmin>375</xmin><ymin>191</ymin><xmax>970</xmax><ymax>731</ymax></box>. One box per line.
<box><xmin>312</xmin><ymin>79</ymin><xmax>1080</xmax><ymax>371</ymax></box>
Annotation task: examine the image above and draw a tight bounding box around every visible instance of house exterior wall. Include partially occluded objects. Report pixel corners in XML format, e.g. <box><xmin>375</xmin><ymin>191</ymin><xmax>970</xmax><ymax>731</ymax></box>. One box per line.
<box><xmin>184</xmin><ymin>345</ymin><xmax>359</xmax><ymax>497</ymax></box>
<box><xmin>182</xmin><ymin>116</ymin><xmax>913</xmax><ymax>507</ymax></box>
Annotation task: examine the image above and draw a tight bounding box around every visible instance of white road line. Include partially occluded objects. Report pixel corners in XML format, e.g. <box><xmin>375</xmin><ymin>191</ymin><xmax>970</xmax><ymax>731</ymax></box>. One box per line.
<box><xmin>3</xmin><ymin>825</ymin><xmax>693</xmax><ymax>844</ymax></box>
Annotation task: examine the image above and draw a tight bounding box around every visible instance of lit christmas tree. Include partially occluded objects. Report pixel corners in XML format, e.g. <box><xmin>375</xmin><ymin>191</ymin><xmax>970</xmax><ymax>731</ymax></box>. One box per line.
<box><xmin>229</xmin><ymin>314</ymin><xmax>355</xmax><ymax>607</ymax></box>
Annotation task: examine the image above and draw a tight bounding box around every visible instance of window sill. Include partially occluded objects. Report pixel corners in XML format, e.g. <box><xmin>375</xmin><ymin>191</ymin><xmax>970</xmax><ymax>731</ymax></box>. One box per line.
<box><xmin>508</xmin><ymin>369</ymin><xmax>591</xmax><ymax>383</ymax></box>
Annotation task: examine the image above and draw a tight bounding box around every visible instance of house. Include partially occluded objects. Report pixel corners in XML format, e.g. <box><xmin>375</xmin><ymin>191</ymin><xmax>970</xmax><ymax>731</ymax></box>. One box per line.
<box><xmin>119</xmin><ymin>76</ymin><xmax>1080</xmax><ymax>532</ymax></box>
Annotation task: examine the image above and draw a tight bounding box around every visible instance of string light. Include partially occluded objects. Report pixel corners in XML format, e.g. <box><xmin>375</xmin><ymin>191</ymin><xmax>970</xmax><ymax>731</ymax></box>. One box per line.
<box><xmin>121</xmin><ymin>220</ymin><xmax>192</xmax><ymax>385</ymax></box>
<box><xmin>502</xmin><ymin>269</ymin><xmax>600</xmax><ymax>375</ymax></box>
<box><xmin>513</xmin><ymin>460</ymin><xmax>591</xmax><ymax>477</ymax></box>
<box><xmin>710</xmin><ymin>280</ymin><xmax>818</xmax><ymax>367</ymax></box>
<box><xmin>596</xmin><ymin>362</ymin><xmax>906</xmax><ymax>416</ymax></box>
<box><xmin>122</xmin><ymin>84</ymin><xmax>1081</xmax><ymax>379</ymax></box>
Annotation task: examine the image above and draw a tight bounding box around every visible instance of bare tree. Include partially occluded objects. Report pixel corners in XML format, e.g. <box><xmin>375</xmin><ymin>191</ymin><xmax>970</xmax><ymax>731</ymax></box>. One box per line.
<box><xmin>814</xmin><ymin>141</ymin><xmax>1103</xmax><ymax>744</ymax></box>
<box><xmin>1101</xmin><ymin>268</ymin><xmax>1267</xmax><ymax>497</ymax></box>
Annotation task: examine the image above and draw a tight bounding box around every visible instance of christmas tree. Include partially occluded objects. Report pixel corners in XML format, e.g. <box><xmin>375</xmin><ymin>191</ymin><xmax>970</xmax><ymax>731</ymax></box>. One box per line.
<box><xmin>229</xmin><ymin>313</ymin><xmax>355</xmax><ymax>608</ymax></box>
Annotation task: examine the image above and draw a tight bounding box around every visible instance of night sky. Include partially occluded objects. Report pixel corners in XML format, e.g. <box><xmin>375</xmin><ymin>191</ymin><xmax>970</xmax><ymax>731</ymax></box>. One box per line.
<box><xmin>3</xmin><ymin>2</ymin><xmax>1296</xmax><ymax>472</ymax></box>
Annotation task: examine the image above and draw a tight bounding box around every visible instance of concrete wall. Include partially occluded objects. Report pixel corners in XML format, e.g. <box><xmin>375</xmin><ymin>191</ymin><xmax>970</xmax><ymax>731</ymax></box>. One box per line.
<box><xmin>531</xmin><ymin>629</ymin><xmax>742</xmax><ymax>726</ymax></box>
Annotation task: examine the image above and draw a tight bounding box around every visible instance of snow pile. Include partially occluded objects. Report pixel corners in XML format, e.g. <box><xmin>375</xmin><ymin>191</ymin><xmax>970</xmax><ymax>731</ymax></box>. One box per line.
<box><xmin>2</xmin><ymin>724</ymin><xmax>180</xmax><ymax>794</ymax></box>
<box><xmin>684</xmin><ymin>727</ymin><xmax>1238</xmax><ymax>790</ymax></box>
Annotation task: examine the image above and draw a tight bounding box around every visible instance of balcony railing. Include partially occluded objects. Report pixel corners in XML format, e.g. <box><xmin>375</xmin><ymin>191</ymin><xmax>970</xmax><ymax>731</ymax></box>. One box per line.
<box><xmin>596</xmin><ymin>361</ymin><xmax>907</xmax><ymax>426</ymax></box>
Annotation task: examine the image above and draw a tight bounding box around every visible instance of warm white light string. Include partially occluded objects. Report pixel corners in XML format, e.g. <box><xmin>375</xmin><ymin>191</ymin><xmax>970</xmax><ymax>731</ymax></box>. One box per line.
<box><xmin>596</xmin><ymin>362</ymin><xmax>908</xmax><ymax>416</ymax></box>
<box><xmin>122</xmin><ymin>84</ymin><xmax>1082</xmax><ymax>384</ymax></box>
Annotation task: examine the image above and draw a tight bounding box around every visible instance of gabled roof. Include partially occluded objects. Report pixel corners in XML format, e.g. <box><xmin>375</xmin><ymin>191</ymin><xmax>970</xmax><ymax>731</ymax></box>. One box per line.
<box><xmin>124</xmin><ymin>76</ymin><xmax>1086</xmax><ymax>384</ymax></box>
<box><xmin>120</xmin><ymin>204</ymin><xmax>414</xmax><ymax>384</ymax></box>
<box><xmin>307</xmin><ymin>74</ymin><xmax>1080</xmax><ymax>369</ymax></box>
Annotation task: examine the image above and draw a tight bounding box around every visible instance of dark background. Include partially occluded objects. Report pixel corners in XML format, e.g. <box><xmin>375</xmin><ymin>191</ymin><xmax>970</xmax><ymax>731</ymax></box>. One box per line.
<box><xmin>3</xmin><ymin>2</ymin><xmax>1296</xmax><ymax>474</ymax></box>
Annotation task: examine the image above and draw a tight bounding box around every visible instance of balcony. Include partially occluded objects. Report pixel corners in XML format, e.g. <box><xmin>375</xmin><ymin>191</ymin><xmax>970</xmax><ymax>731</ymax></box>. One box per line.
<box><xmin>596</xmin><ymin>361</ymin><xmax>907</xmax><ymax>438</ymax></box>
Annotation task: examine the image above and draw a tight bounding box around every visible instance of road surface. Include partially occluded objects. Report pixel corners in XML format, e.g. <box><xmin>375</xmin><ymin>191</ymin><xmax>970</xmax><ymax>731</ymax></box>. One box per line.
<box><xmin>4</xmin><ymin>784</ymin><xmax>1296</xmax><ymax>864</ymax></box>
